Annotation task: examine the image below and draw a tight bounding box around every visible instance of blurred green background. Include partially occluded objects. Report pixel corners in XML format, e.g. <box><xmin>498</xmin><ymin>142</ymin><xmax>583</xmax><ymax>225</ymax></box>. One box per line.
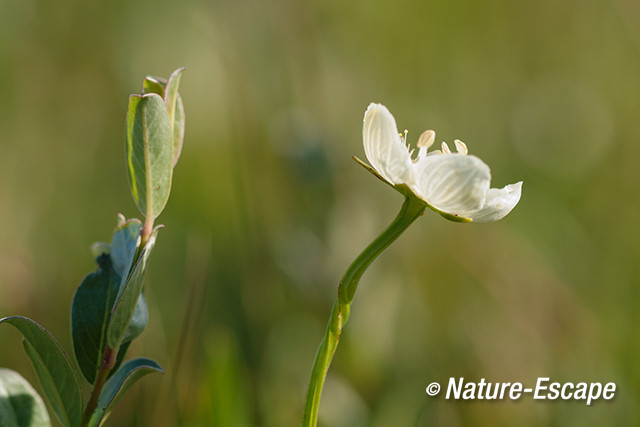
<box><xmin>1</xmin><ymin>0</ymin><xmax>639</xmax><ymax>425</ymax></box>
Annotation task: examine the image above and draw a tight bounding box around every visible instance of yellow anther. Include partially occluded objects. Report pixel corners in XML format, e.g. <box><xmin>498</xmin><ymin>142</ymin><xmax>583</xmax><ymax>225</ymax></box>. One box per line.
<box><xmin>454</xmin><ymin>139</ymin><xmax>468</xmax><ymax>155</ymax></box>
<box><xmin>441</xmin><ymin>142</ymin><xmax>451</xmax><ymax>154</ymax></box>
<box><xmin>417</xmin><ymin>130</ymin><xmax>436</xmax><ymax>149</ymax></box>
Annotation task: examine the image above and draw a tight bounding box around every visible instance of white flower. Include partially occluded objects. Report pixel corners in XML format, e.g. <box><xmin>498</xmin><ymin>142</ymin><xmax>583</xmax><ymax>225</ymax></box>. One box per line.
<box><xmin>361</xmin><ymin>103</ymin><xmax>522</xmax><ymax>222</ymax></box>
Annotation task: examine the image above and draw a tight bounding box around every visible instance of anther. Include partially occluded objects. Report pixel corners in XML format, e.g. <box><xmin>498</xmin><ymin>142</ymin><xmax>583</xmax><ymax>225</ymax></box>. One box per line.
<box><xmin>454</xmin><ymin>139</ymin><xmax>468</xmax><ymax>155</ymax></box>
<box><xmin>417</xmin><ymin>130</ymin><xmax>436</xmax><ymax>149</ymax></box>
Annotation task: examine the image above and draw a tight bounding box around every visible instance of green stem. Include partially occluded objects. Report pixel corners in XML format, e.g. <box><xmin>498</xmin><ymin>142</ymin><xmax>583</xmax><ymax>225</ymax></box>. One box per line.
<box><xmin>301</xmin><ymin>196</ymin><xmax>426</xmax><ymax>427</ymax></box>
<box><xmin>80</xmin><ymin>219</ymin><xmax>153</xmax><ymax>427</ymax></box>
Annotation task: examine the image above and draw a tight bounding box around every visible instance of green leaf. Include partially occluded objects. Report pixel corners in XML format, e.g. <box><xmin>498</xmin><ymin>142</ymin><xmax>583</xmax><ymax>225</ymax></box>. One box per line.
<box><xmin>0</xmin><ymin>317</ymin><xmax>83</xmax><ymax>427</ymax></box>
<box><xmin>121</xmin><ymin>293</ymin><xmax>148</xmax><ymax>344</ymax></box>
<box><xmin>90</xmin><ymin>358</ymin><xmax>163</xmax><ymax>425</ymax></box>
<box><xmin>110</xmin><ymin>217</ymin><xmax>148</xmax><ymax>345</ymax></box>
<box><xmin>139</xmin><ymin>68</ymin><xmax>186</xmax><ymax>168</ymax></box>
<box><xmin>125</xmin><ymin>93</ymin><xmax>173</xmax><ymax>221</ymax></box>
<box><xmin>0</xmin><ymin>368</ymin><xmax>51</xmax><ymax>427</ymax></box>
<box><xmin>110</xmin><ymin>216</ymin><xmax>142</xmax><ymax>277</ymax></box>
<box><xmin>171</xmin><ymin>94</ymin><xmax>185</xmax><ymax>167</ymax></box>
<box><xmin>71</xmin><ymin>254</ymin><xmax>121</xmax><ymax>384</ymax></box>
<box><xmin>163</xmin><ymin>67</ymin><xmax>185</xmax><ymax>167</ymax></box>
<box><xmin>89</xmin><ymin>242</ymin><xmax>111</xmax><ymax>259</ymax></box>
<box><xmin>72</xmin><ymin>218</ymin><xmax>144</xmax><ymax>385</ymax></box>
<box><xmin>141</xmin><ymin>76</ymin><xmax>165</xmax><ymax>97</ymax></box>
<box><xmin>201</xmin><ymin>330</ymin><xmax>252</xmax><ymax>426</ymax></box>
<box><xmin>107</xmin><ymin>227</ymin><xmax>160</xmax><ymax>349</ymax></box>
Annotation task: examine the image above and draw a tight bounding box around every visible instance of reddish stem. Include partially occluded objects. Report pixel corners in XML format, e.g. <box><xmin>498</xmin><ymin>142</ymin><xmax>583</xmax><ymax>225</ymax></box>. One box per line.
<box><xmin>80</xmin><ymin>346</ymin><xmax>116</xmax><ymax>426</ymax></box>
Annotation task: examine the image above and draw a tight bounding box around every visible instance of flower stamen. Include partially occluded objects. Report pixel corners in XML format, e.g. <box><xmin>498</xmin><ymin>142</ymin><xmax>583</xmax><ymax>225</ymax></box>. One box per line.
<box><xmin>441</xmin><ymin>142</ymin><xmax>451</xmax><ymax>154</ymax></box>
<box><xmin>454</xmin><ymin>139</ymin><xmax>468</xmax><ymax>155</ymax></box>
<box><xmin>418</xmin><ymin>130</ymin><xmax>435</xmax><ymax>149</ymax></box>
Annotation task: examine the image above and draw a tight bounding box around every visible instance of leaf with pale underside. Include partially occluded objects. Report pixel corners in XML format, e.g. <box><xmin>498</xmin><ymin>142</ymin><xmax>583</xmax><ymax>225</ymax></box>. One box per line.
<box><xmin>110</xmin><ymin>216</ymin><xmax>141</xmax><ymax>277</ymax></box>
<box><xmin>142</xmin><ymin>76</ymin><xmax>164</xmax><ymax>97</ymax></box>
<box><xmin>125</xmin><ymin>93</ymin><xmax>173</xmax><ymax>221</ymax></box>
<box><xmin>141</xmin><ymin>68</ymin><xmax>185</xmax><ymax>167</ymax></box>
<box><xmin>71</xmin><ymin>218</ymin><xmax>146</xmax><ymax>384</ymax></box>
<box><xmin>163</xmin><ymin>68</ymin><xmax>185</xmax><ymax>167</ymax></box>
<box><xmin>107</xmin><ymin>227</ymin><xmax>160</xmax><ymax>349</ymax></box>
<box><xmin>0</xmin><ymin>317</ymin><xmax>82</xmax><ymax>427</ymax></box>
<box><xmin>89</xmin><ymin>358</ymin><xmax>163</xmax><ymax>425</ymax></box>
<box><xmin>0</xmin><ymin>368</ymin><xmax>51</xmax><ymax>427</ymax></box>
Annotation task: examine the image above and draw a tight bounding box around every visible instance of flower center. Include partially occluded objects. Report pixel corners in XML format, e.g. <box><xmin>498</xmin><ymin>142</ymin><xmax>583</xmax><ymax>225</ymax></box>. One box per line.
<box><xmin>400</xmin><ymin>128</ymin><xmax>470</xmax><ymax>162</ymax></box>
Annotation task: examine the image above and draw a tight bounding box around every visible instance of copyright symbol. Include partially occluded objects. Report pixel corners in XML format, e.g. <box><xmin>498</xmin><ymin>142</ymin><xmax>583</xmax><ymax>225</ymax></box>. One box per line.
<box><xmin>426</xmin><ymin>382</ymin><xmax>440</xmax><ymax>396</ymax></box>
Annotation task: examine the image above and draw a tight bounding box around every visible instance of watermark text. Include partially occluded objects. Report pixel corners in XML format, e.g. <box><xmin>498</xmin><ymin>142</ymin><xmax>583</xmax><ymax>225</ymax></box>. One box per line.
<box><xmin>424</xmin><ymin>377</ymin><xmax>616</xmax><ymax>406</ymax></box>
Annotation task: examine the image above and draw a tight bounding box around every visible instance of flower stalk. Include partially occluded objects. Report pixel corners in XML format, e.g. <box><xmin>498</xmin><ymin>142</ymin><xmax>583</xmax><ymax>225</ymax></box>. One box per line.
<box><xmin>302</xmin><ymin>195</ymin><xmax>427</xmax><ymax>427</ymax></box>
<box><xmin>301</xmin><ymin>101</ymin><xmax>521</xmax><ymax>425</ymax></box>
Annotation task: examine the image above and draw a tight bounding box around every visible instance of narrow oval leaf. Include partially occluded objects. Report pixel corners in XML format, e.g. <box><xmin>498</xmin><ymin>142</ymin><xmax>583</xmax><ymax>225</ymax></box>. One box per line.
<box><xmin>91</xmin><ymin>358</ymin><xmax>163</xmax><ymax>425</ymax></box>
<box><xmin>107</xmin><ymin>227</ymin><xmax>160</xmax><ymax>349</ymax></box>
<box><xmin>0</xmin><ymin>317</ymin><xmax>83</xmax><ymax>427</ymax></box>
<box><xmin>139</xmin><ymin>69</ymin><xmax>185</xmax><ymax>168</ymax></box>
<box><xmin>142</xmin><ymin>76</ymin><xmax>165</xmax><ymax>97</ymax></box>
<box><xmin>163</xmin><ymin>68</ymin><xmax>183</xmax><ymax>123</ymax></box>
<box><xmin>71</xmin><ymin>254</ymin><xmax>121</xmax><ymax>384</ymax></box>
<box><xmin>163</xmin><ymin>67</ymin><xmax>185</xmax><ymax>167</ymax></box>
<box><xmin>125</xmin><ymin>93</ymin><xmax>173</xmax><ymax>221</ymax></box>
<box><xmin>72</xmin><ymin>217</ymin><xmax>147</xmax><ymax>385</ymax></box>
<box><xmin>110</xmin><ymin>217</ymin><xmax>144</xmax><ymax>336</ymax></box>
<box><xmin>171</xmin><ymin>94</ymin><xmax>185</xmax><ymax>167</ymax></box>
<box><xmin>0</xmin><ymin>368</ymin><xmax>51</xmax><ymax>427</ymax></box>
<box><xmin>110</xmin><ymin>216</ymin><xmax>142</xmax><ymax>277</ymax></box>
<box><xmin>121</xmin><ymin>293</ymin><xmax>148</xmax><ymax>344</ymax></box>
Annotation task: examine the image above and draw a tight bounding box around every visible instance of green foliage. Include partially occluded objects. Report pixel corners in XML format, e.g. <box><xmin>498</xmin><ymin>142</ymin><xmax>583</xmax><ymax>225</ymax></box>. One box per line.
<box><xmin>0</xmin><ymin>317</ymin><xmax>83</xmax><ymax>427</ymax></box>
<box><xmin>109</xmin><ymin>217</ymin><xmax>149</xmax><ymax>345</ymax></box>
<box><xmin>125</xmin><ymin>93</ymin><xmax>173</xmax><ymax>221</ymax></box>
<box><xmin>3</xmin><ymin>0</ymin><xmax>640</xmax><ymax>424</ymax></box>
<box><xmin>164</xmin><ymin>68</ymin><xmax>186</xmax><ymax>167</ymax></box>
<box><xmin>143</xmin><ymin>68</ymin><xmax>186</xmax><ymax>168</ymax></box>
<box><xmin>0</xmin><ymin>368</ymin><xmax>50</xmax><ymax>427</ymax></box>
<box><xmin>107</xmin><ymin>227</ymin><xmax>160</xmax><ymax>350</ymax></box>
<box><xmin>201</xmin><ymin>331</ymin><xmax>252</xmax><ymax>427</ymax></box>
<box><xmin>90</xmin><ymin>358</ymin><xmax>163</xmax><ymax>425</ymax></box>
<box><xmin>110</xmin><ymin>217</ymin><xmax>142</xmax><ymax>279</ymax></box>
<box><xmin>72</xmin><ymin>254</ymin><xmax>121</xmax><ymax>384</ymax></box>
<box><xmin>0</xmin><ymin>68</ymin><xmax>184</xmax><ymax>426</ymax></box>
<box><xmin>121</xmin><ymin>295</ymin><xmax>148</xmax><ymax>345</ymax></box>
<box><xmin>141</xmin><ymin>77</ymin><xmax>165</xmax><ymax>97</ymax></box>
<box><xmin>126</xmin><ymin>67</ymin><xmax>185</xmax><ymax>222</ymax></box>
<box><xmin>72</xmin><ymin>218</ymin><xmax>148</xmax><ymax>385</ymax></box>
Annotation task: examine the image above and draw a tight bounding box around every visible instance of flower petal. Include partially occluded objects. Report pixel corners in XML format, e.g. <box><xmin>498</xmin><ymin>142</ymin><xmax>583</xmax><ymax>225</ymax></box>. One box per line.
<box><xmin>467</xmin><ymin>182</ymin><xmax>523</xmax><ymax>223</ymax></box>
<box><xmin>414</xmin><ymin>154</ymin><xmax>491</xmax><ymax>216</ymax></box>
<box><xmin>362</xmin><ymin>103</ymin><xmax>414</xmax><ymax>185</ymax></box>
